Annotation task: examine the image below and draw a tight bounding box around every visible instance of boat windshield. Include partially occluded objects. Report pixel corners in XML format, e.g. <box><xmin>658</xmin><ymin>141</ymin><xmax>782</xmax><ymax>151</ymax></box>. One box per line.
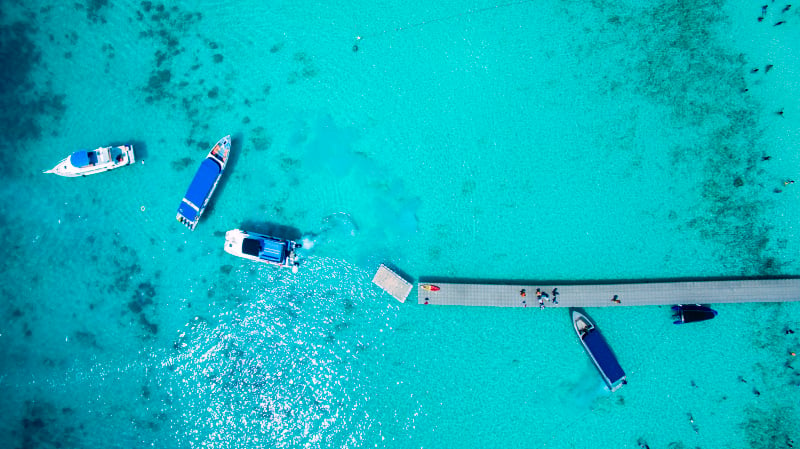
<box><xmin>242</xmin><ymin>238</ymin><xmax>262</xmax><ymax>257</ymax></box>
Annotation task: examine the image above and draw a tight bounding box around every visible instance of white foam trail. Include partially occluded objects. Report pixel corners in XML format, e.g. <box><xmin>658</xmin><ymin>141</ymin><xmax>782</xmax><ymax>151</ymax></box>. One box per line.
<box><xmin>300</xmin><ymin>236</ymin><xmax>316</xmax><ymax>250</ymax></box>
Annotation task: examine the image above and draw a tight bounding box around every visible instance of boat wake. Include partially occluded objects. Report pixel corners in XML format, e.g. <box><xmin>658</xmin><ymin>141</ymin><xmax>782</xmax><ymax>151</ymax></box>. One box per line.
<box><xmin>156</xmin><ymin>258</ymin><xmax>404</xmax><ymax>448</ymax></box>
<box><xmin>320</xmin><ymin>212</ymin><xmax>359</xmax><ymax>237</ymax></box>
<box><xmin>567</xmin><ymin>363</ymin><xmax>611</xmax><ymax>410</ymax></box>
<box><xmin>296</xmin><ymin>212</ymin><xmax>358</xmax><ymax>258</ymax></box>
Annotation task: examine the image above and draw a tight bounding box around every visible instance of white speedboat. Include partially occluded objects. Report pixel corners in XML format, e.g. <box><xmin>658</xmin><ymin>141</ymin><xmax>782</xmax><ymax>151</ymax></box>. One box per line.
<box><xmin>44</xmin><ymin>144</ymin><xmax>135</xmax><ymax>177</ymax></box>
<box><xmin>224</xmin><ymin>229</ymin><xmax>300</xmax><ymax>272</ymax></box>
<box><xmin>176</xmin><ymin>135</ymin><xmax>231</xmax><ymax>230</ymax></box>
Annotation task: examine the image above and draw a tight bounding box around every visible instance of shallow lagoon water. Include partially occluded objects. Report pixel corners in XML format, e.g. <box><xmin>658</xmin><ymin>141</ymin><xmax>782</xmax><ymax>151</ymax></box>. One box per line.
<box><xmin>0</xmin><ymin>0</ymin><xmax>798</xmax><ymax>448</ymax></box>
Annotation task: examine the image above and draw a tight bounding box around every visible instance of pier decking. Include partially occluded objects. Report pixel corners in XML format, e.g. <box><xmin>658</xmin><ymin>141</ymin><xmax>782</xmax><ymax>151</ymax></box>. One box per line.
<box><xmin>416</xmin><ymin>278</ymin><xmax>800</xmax><ymax>308</ymax></box>
<box><xmin>373</xmin><ymin>264</ymin><xmax>413</xmax><ymax>303</ymax></box>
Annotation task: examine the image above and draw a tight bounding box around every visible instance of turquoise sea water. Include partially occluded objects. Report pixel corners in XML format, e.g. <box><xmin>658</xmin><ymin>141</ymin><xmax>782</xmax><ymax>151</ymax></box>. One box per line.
<box><xmin>1</xmin><ymin>0</ymin><xmax>799</xmax><ymax>447</ymax></box>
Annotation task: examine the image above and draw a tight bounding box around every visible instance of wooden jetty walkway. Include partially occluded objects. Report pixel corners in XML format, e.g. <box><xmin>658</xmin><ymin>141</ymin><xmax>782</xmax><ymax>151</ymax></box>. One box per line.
<box><xmin>373</xmin><ymin>264</ymin><xmax>413</xmax><ymax>302</ymax></box>
<box><xmin>416</xmin><ymin>278</ymin><xmax>800</xmax><ymax>308</ymax></box>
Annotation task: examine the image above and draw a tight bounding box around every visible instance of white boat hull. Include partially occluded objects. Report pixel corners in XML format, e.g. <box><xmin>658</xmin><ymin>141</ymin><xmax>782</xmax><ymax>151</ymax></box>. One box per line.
<box><xmin>224</xmin><ymin>229</ymin><xmax>299</xmax><ymax>272</ymax></box>
<box><xmin>45</xmin><ymin>145</ymin><xmax>135</xmax><ymax>177</ymax></box>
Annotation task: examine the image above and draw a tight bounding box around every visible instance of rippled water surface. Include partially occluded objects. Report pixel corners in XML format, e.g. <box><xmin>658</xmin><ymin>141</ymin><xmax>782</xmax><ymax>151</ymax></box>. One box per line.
<box><xmin>1</xmin><ymin>0</ymin><xmax>798</xmax><ymax>447</ymax></box>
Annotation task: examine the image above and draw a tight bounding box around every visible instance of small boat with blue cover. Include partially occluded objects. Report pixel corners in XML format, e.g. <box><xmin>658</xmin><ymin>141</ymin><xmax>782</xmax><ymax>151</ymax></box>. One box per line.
<box><xmin>672</xmin><ymin>304</ymin><xmax>717</xmax><ymax>324</ymax></box>
<box><xmin>572</xmin><ymin>308</ymin><xmax>627</xmax><ymax>392</ymax></box>
<box><xmin>176</xmin><ymin>135</ymin><xmax>231</xmax><ymax>230</ymax></box>
<box><xmin>224</xmin><ymin>229</ymin><xmax>300</xmax><ymax>272</ymax></box>
<box><xmin>44</xmin><ymin>144</ymin><xmax>135</xmax><ymax>177</ymax></box>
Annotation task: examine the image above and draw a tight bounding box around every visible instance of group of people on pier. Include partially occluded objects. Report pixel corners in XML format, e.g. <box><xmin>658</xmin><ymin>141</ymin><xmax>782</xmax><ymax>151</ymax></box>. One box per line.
<box><xmin>520</xmin><ymin>287</ymin><xmax>559</xmax><ymax>309</ymax></box>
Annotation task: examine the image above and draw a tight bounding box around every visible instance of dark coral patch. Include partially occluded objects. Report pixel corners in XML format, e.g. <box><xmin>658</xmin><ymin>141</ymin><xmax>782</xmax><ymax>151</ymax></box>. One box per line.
<box><xmin>18</xmin><ymin>400</ymin><xmax>83</xmax><ymax>448</ymax></box>
<box><xmin>250</xmin><ymin>126</ymin><xmax>272</xmax><ymax>151</ymax></box>
<box><xmin>139</xmin><ymin>314</ymin><xmax>158</xmax><ymax>334</ymax></box>
<box><xmin>0</xmin><ymin>19</ymin><xmax>68</xmax><ymax>169</ymax></box>
<box><xmin>101</xmin><ymin>43</ymin><xmax>115</xmax><ymax>58</ymax></box>
<box><xmin>85</xmin><ymin>0</ymin><xmax>110</xmax><ymax>24</ymax></box>
<box><xmin>147</xmin><ymin>69</ymin><xmax>171</xmax><ymax>91</ymax></box>
<box><xmin>171</xmin><ymin>157</ymin><xmax>194</xmax><ymax>171</ymax></box>
<box><xmin>128</xmin><ymin>282</ymin><xmax>156</xmax><ymax>313</ymax></box>
<box><xmin>302</xmin><ymin>66</ymin><xmax>317</xmax><ymax>78</ymax></box>
<box><xmin>154</xmin><ymin>50</ymin><xmax>168</xmax><ymax>67</ymax></box>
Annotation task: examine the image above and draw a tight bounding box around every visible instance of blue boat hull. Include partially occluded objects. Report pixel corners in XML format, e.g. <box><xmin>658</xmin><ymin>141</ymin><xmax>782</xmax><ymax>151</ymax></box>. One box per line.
<box><xmin>177</xmin><ymin>135</ymin><xmax>231</xmax><ymax>230</ymax></box>
<box><xmin>572</xmin><ymin>309</ymin><xmax>626</xmax><ymax>392</ymax></box>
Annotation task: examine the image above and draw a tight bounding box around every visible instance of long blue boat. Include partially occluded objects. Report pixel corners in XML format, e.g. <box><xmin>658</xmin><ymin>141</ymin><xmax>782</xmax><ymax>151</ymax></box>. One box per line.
<box><xmin>176</xmin><ymin>135</ymin><xmax>231</xmax><ymax>230</ymax></box>
<box><xmin>572</xmin><ymin>309</ymin><xmax>626</xmax><ymax>392</ymax></box>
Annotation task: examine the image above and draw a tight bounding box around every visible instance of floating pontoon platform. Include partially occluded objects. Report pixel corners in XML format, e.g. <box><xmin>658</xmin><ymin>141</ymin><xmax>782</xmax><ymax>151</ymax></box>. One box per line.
<box><xmin>417</xmin><ymin>278</ymin><xmax>800</xmax><ymax>308</ymax></box>
<box><xmin>373</xmin><ymin>264</ymin><xmax>413</xmax><ymax>303</ymax></box>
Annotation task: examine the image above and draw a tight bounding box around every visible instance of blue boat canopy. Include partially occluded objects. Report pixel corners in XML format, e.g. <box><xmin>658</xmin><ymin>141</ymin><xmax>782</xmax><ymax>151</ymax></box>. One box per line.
<box><xmin>242</xmin><ymin>237</ymin><xmax>287</xmax><ymax>263</ymax></box>
<box><xmin>177</xmin><ymin>202</ymin><xmax>198</xmax><ymax>222</ymax></box>
<box><xmin>70</xmin><ymin>151</ymin><xmax>91</xmax><ymax>167</ymax></box>
<box><xmin>583</xmin><ymin>330</ymin><xmax>626</xmax><ymax>385</ymax></box>
<box><xmin>110</xmin><ymin>147</ymin><xmax>123</xmax><ymax>161</ymax></box>
<box><xmin>182</xmin><ymin>159</ymin><xmax>221</xmax><ymax>211</ymax></box>
<box><xmin>259</xmin><ymin>238</ymin><xmax>286</xmax><ymax>263</ymax></box>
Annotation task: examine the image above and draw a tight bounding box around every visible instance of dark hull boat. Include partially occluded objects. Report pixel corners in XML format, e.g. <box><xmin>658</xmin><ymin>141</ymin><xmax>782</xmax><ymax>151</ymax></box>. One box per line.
<box><xmin>572</xmin><ymin>309</ymin><xmax>626</xmax><ymax>392</ymax></box>
<box><xmin>672</xmin><ymin>304</ymin><xmax>718</xmax><ymax>324</ymax></box>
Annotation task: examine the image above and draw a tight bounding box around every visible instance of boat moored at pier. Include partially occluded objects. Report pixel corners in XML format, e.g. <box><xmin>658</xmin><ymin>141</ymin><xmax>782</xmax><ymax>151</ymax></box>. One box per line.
<box><xmin>672</xmin><ymin>304</ymin><xmax>718</xmax><ymax>324</ymax></box>
<box><xmin>572</xmin><ymin>308</ymin><xmax>627</xmax><ymax>392</ymax></box>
